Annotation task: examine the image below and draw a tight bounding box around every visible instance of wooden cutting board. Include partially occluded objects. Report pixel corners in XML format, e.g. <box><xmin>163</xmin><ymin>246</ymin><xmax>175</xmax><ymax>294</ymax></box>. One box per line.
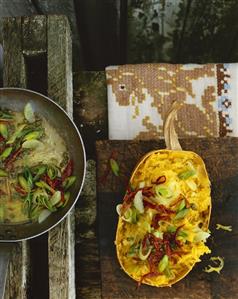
<box><xmin>96</xmin><ymin>138</ymin><xmax>238</xmax><ymax>299</ymax></box>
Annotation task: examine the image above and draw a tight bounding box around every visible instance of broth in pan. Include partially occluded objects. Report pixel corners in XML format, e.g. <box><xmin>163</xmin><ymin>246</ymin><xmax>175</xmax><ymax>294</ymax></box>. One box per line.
<box><xmin>0</xmin><ymin>103</ymin><xmax>76</xmax><ymax>224</ymax></box>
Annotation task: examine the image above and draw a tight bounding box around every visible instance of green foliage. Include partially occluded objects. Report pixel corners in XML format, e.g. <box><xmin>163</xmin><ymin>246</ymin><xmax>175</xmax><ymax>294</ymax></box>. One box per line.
<box><xmin>127</xmin><ymin>0</ymin><xmax>238</xmax><ymax>63</ymax></box>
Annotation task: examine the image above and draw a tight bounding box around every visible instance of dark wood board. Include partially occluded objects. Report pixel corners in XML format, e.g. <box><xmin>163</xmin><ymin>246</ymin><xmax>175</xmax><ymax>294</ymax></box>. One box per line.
<box><xmin>96</xmin><ymin>138</ymin><xmax>238</xmax><ymax>299</ymax></box>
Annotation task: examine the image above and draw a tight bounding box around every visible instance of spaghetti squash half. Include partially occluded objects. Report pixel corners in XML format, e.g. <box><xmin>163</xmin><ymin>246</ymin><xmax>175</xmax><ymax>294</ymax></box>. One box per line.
<box><xmin>115</xmin><ymin>104</ymin><xmax>211</xmax><ymax>287</ymax></box>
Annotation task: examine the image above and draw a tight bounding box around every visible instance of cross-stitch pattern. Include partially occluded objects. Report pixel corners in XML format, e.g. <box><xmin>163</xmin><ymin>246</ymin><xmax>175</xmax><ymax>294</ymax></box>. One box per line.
<box><xmin>106</xmin><ymin>63</ymin><xmax>233</xmax><ymax>140</ymax></box>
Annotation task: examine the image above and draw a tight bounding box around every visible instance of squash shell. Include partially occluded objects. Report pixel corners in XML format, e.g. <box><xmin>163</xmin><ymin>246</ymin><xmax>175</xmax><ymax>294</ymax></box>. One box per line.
<box><xmin>115</xmin><ymin>103</ymin><xmax>211</xmax><ymax>287</ymax></box>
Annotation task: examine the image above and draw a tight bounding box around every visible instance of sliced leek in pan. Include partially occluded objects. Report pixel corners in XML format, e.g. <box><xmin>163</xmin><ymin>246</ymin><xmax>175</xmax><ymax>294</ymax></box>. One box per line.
<box><xmin>0</xmin><ymin>103</ymin><xmax>76</xmax><ymax>224</ymax></box>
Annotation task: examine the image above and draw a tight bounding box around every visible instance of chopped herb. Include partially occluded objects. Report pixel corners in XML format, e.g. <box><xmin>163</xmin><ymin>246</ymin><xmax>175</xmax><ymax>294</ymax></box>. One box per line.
<box><xmin>24</xmin><ymin>102</ymin><xmax>35</xmax><ymax>123</ymax></box>
<box><xmin>174</xmin><ymin>208</ymin><xmax>189</xmax><ymax>220</ymax></box>
<box><xmin>62</xmin><ymin>176</ymin><xmax>76</xmax><ymax>190</ymax></box>
<box><xmin>0</xmin><ymin>169</ymin><xmax>8</xmax><ymax>177</ymax></box>
<box><xmin>0</xmin><ymin>147</ymin><xmax>13</xmax><ymax>160</ymax></box>
<box><xmin>216</xmin><ymin>224</ymin><xmax>232</xmax><ymax>232</ymax></box>
<box><xmin>110</xmin><ymin>158</ymin><xmax>119</xmax><ymax>176</ymax></box>
<box><xmin>204</xmin><ymin>256</ymin><xmax>224</xmax><ymax>274</ymax></box>
<box><xmin>178</xmin><ymin>169</ymin><xmax>196</xmax><ymax>180</ymax></box>
<box><xmin>0</xmin><ymin>123</ymin><xmax>8</xmax><ymax>139</ymax></box>
<box><xmin>177</xmin><ymin>199</ymin><xmax>186</xmax><ymax>212</ymax></box>
<box><xmin>158</xmin><ymin>255</ymin><xmax>169</xmax><ymax>272</ymax></box>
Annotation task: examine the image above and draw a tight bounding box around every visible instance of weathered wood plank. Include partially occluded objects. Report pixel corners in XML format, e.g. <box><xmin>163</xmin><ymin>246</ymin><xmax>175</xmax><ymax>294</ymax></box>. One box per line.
<box><xmin>3</xmin><ymin>17</ymin><xmax>26</xmax><ymax>87</ymax></box>
<box><xmin>4</xmin><ymin>243</ymin><xmax>29</xmax><ymax>299</ymax></box>
<box><xmin>33</xmin><ymin>0</ymin><xmax>81</xmax><ymax>69</ymax></box>
<box><xmin>2</xmin><ymin>16</ymin><xmax>29</xmax><ymax>299</ymax></box>
<box><xmin>47</xmin><ymin>15</ymin><xmax>73</xmax><ymax>114</ymax></box>
<box><xmin>22</xmin><ymin>15</ymin><xmax>47</xmax><ymax>55</ymax></box>
<box><xmin>75</xmin><ymin>160</ymin><xmax>101</xmax><ymax>299</ymax></box>
<box><xmin>47</xmin><ymin>15</ymin><xmax>75</xmax><ymax>299</ymax></box>
<box><xmin>73</xmin><ymin>71</ymin><xmax>108</xmax><ymax>158</ymax></box>
<box><xmin>73</xmin><ymin>71</ymin><xmax>108</xmax><ymax>298</ymax></box>
<box><xmin>0</xmin><ymin>0</ymin><xmax>36</xmax><ymax>17</ymax></box>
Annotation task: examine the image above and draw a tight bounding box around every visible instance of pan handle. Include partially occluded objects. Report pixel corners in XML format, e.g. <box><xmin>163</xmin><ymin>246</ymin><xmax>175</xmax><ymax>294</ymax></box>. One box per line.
<box><xmin>0</xmin><ymin>243</ymin><xmax>15</xmax><ymax>299</ymax></box>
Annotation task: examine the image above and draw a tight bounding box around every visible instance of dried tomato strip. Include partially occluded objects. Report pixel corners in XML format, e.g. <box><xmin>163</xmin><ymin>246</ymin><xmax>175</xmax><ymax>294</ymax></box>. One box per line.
<box><xmin>14</xmin><ymin>185</ymin><xmax>27</xmax><ymax>196</ymax></box>
<box><xmin>5</xmin><ymin>147</ymin><xmax>22</xmax><ymax>169</ymax></box>
<box><xmin>62</xmin><ymin>159</ymin><xmax>73</xmax><ymax>181</ymax></box>
<box><xmin>152</xmin><ymin>175</ymin><xmax>166</xmax><ymax>185</ymax></box>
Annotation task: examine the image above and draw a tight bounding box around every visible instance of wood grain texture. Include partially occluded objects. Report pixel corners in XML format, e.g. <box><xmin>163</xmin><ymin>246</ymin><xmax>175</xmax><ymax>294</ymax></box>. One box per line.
<box><xmin>2</xmin><ymin>17</ymin><xmax>29</xmax><ymax>299</ymax></box>
<box><xmin>73</xmin><ymin>71</ymin><xmax>108</xmax><ymax>297</ymax></box>
<box><xmin>22</xmin><ymin>15</ymin><xmax>47</xmax><ymax>55</ymax></box>
<box><xmin>2</xmin><ymin>15</ymin><xmax>75</xmax><ymax>299</ymax></box>
<box><xmin>46</xmin><ymin>15</ymin><xmax>75</xmax><ymax>299</ymax></box>
<box><xmin>33</xmin><ymin>0</ymin><xmax>81</xmax><ymax>69</ymax></box>
<box><xmin>73</xmin><ymin>71</ymin><xmax>108</xmax><ymax>158</ymax></box>
<box><xmin>3</xmin><ymin>17</ymin><xmax>26</xmax><ymax>87</ymax></box>
<box><xmin>75</xmin><ymin>160</ymin><xmax>101</xmax><ymax>299</ymax></box>
<box><xmin>4</xmin><ymin>242</ymin><xmax>29</xmax><ymax>299</ymax></box>
<box><xmin>96</xmin><ymin>138</ymin><xmax>238</xmax><ymax>299</ymax></box>
<box><xmin>47</xmin><ymin>15</ymin><xmax>73</xmax><ymax>114</ymax></box>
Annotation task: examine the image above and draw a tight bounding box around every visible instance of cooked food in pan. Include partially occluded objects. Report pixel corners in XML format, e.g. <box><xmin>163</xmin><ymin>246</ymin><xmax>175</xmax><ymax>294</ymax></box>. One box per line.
<box><xmin>0</xmin><ymin>103</ymin><xmax>76</xmax><ymax>224</ymax></box>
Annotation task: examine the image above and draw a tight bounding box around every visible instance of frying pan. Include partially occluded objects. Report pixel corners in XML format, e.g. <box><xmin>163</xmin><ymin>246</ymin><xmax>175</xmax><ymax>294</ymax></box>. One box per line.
<box><xmin>0</xmin><ymin>88</ymin><xmax>86</xmax><ymax>298</ymax></box>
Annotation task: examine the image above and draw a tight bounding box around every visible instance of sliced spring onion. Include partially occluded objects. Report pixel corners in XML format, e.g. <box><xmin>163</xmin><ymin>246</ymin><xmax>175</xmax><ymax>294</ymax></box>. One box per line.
<box><xmin>133</xmin><ymin>190</ymin><xmax>144</xmax><ymax>214</ymax></box>
<box><xmin>0</xmin><ymin>205</ymin><xmax>4</xmax><ymax>221</ymax></box>
<box><xmin>164</xmin><ymin>267</ymin><xmax>174</xmax><ymax>278</ymax></box>
<box><xmin>116</xmin><ymin>204</ymin><xmax>122</xmax><ymax>216</ymax></box>
<box><xmin>41</xmin><ymin>196</ymin><xmax>56</xmax><ymax>212</ymax></box>
<box><xmin>23</xmin><ymin>130</ymin><xmax>43</xmax><ymax>141</ymax></box>
<box><xmin>47</xmin><ymin>165</ymin><xmax>59</xmax><ymax>180</ymax></box>
<box><xmin>177</xmin><ymin>199</ymin><xmax>186</xmax><ymax>212</ymax></box>
<box><xmin>0</xmin><ymin>123</ymin><xmax>8</xmax><ymax>139</ymax></box>
<box><xmin>33</xmin><ymin>165</ymin><xmax>47</xmax><ymax>182</ymax></box>
<box><xmin>155</xmin><ymin>186</ymin><xmax>171</xmax><ymax>198</ymax></box>
<box><xmin>50</xmin><ymin>191</ymin><xmax>61</xmax><ymax>206</ymax></box>
<box><xmin>0</xmin><ymin>169</ymin><xmax>8</xmax><ymax>177</ymax></box>
<box><xmin>138</xmin><ymin>181</ymin><xmax>145</xmax><ymax>188</ymax></box>
<box><xmin>110</xmin><ymin>158</ymin><xmax>119</xmax><ymax>176</ymax></box>
<box><xmin>24</xmin><ymin>103</ymin><xmax>35</xmax><ymax>123</ymax></box>
<box><xmin>32</xmin><ymin>188</ymin><xmax>48</xmax><ymax>204</ymax></box>
<box><xmin>63</xmin><ymin>176</ymin><xmax>76</xmax><ymax>190</ymax></box>
<box><xmin>204</xmin><ymin>256</ymin><xmax>224</xmax><ymax>274</ymax></box>
<box><xmin>167</xmin><ymin>225</ymin><xmax>176</xmax><ymax>233</ymax></box>
<box><xmin>6</xmin><ymin>124</ymin><xmax>26</xmax><ymax>144</ymax></box>
<box><xmin>177</xmin><ymin>230</ymin><xmax>188</xmax><ymax>238</ymax></box>
<box><xmin>194</xmin><ymin>227</ymin><xmax>210</xmax><ymax>242</ymax></box>
<box><xmin>22</xmin><ymin>139</ymin><xmax>43</xmax><ymax>149</ymax></box>
<box><xmin>38</xmin><ymin>209</ymin><xmax>52</xmax><ymax>223</ymax></box>
<box><xmin>158</xmin><ymin>255</ymin><xmax>169</xmax><ymax>272</ymax></box>
<box><xmin>174</xmin><ymin>208</ymin><xmax>189</xmax><ymax>220</ymax></box>
<box><xmin>62</xmin><ymin>191</ymin><xmax>70</xmax><ymax>207</ymax></box>
<box><xmin>35</xmin><ymin>181</ymin><xmax>55</xmax><ymax>194</ymax></box>
<box><xmin>127</xmin><ymin>243</ymin><xmax>139</xmax><ymax>257</ymax></box>
<box><xmin>186</xmin><ymin>180</ymin><xmax>197</xmax><ymax>191</ymax></box>
<box><xmin>18</xmin><ymin>175</ymin><xmax>30</xmax><ymax>192</ymax></box>
<box><xmin>122</xmin><ymin>208</ymin><xmax>132</xmax><ymax>222</ymax></box>
<box><xmin>0</xmin><ymin>147</ymin><xmax>12</xmax><ymax>160</ymax></box>
<box><xmin>122</xmin><ymin>207</ymin><xmax>138</xmax><ymax>224</ymax></box>
<box><xmin>216</xmin><ymin>223</ymin><xmax>232</xmax><ymax>232</ymax></box>
<box><xmin>153</xmin><ymin>231</ymin><xmax>163</xmax><ymax>239</ymax></box>
<box><xmin>139</xmin><ymin>242</ymin><xmax>152</xmax><ymax>261</ymax></box>
<box><xmin>0</xmin><ymin>111</ymin><xmax>13</xmax><ymax>119</ymax></box>
<box><xmin>178</xmin><ymin>169</ymin><xmax>196</xmax><ymax>180</ymax></box>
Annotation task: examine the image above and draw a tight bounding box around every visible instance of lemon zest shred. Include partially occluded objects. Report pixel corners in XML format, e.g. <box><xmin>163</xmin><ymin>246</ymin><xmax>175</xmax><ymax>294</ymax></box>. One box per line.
<box><xmin>204</xmin><ymin>256</ymin><xmax>224</xmax><ymax>274</ymax></box>
<box><xmin>216</xmin><ymin>223</ymin><xmax>232</xmax><ymax>232</ymax></box>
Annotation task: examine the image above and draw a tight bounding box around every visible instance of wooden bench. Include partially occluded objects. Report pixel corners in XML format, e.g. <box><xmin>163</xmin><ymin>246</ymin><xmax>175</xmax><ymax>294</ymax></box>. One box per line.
<box><xmin>2</xmin><ymin>14</ymin><xmax>108</xmax><ymax>299</ymax></box>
